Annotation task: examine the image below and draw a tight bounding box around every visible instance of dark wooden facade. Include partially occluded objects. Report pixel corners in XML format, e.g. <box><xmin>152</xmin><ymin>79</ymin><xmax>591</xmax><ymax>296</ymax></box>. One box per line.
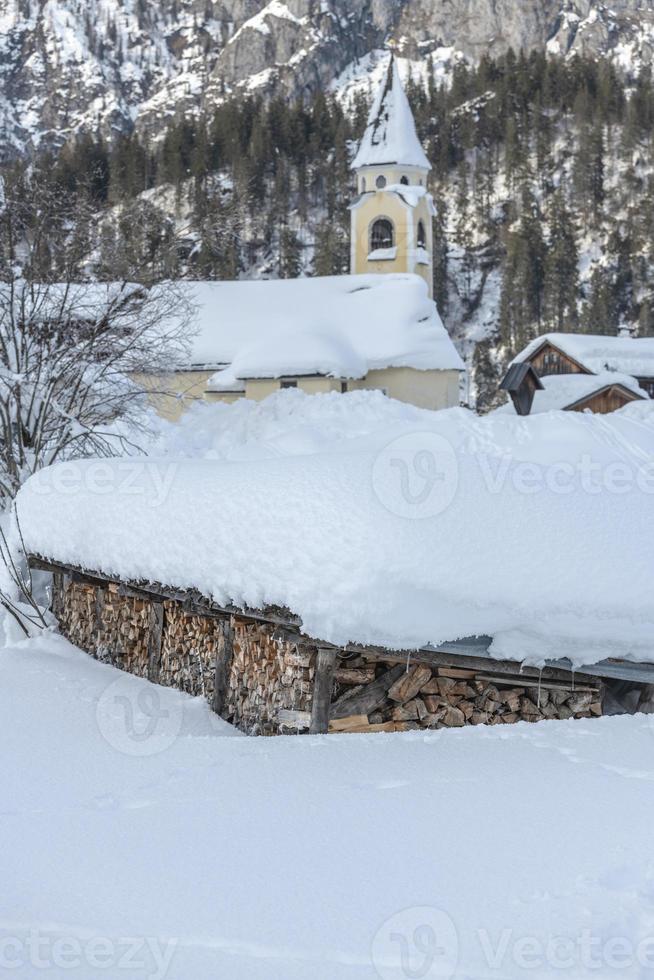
<box><xmin>526</xmin><ymin>342</ymin><xmax>589</xmax><ymax>377</ymax></box>
<box><xmin>567</xmin><ymin>384</ymin><xmax>643</xmax><ymax>414</ymax></box>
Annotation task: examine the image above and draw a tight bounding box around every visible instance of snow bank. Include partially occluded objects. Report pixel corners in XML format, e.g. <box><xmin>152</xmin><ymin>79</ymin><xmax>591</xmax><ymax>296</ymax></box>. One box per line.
<box><xmin>4</xmin><ymin>634</ymin><xmax>654</xmax><ymax>979</ymax></box>
<box><xmin>15</xmin><ymin>390</ymin><xmax>654</xmax><ymax>667</ymax></box>
<box><xmin>179</xmin><ymin>274</ymin><xmax>463</xmax><ymax>381</ymax></box>
<box><xmin>496</xmin><ymin>371</ymin><xmax>648</xmax><ymax>414</ymax></box>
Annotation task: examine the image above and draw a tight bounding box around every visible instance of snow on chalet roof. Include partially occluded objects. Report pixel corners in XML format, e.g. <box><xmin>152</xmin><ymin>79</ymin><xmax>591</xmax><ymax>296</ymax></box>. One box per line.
<box><xmin>496</xmin><ymin>371</ymin><xmax>648</xmax><ymax>415</ymax></box>
<box><xmin>16</xmin><ymin>390</ymin><xmax>654</xmax><ymax>668</ymax></box>
<box><xmin>351</xmin><ymin>57</ymin><xmax>431</xmax><ymax>171</ymax></box>
<box><xmin>181</xmin><ymin>274</ymin><xmax>463</xmax><ymax>382</ymax></box>
<box><xmin>513</xmin><ymin>332</ymin><xmax>654</xmax><ymax>378</ymax></box>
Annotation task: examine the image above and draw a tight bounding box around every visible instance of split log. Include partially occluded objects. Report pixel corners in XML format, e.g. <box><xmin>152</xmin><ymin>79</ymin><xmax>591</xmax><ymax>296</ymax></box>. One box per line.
<box><xmin>330</xmin><ymin>665</ymin><xmax>405</xmax><ymax>720</ymax></box>
<box><xmin>333</xmin><ymin>667</ymin><xmax>376</xmax><ymax>686</ymax></box>
<box><xmin>388</xmin><ymin>665</ymin><xmax>432</xmax><ymax>704</ymax></box>
<box><xmin>329</xmin><ymin>715</ymin><xmax>370</xmax><ymax>733</ymax></box>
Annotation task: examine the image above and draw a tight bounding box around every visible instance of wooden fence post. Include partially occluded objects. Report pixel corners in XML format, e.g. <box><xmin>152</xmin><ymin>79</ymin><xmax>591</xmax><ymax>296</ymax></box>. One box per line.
<box><xmin>213</xmin><ymin>617</ymin><xmax>235</xmax><ymax>716</ymax></box>
<box><xmin>310</xmin><ymin>648</ymin><xmax>338</xmax><ymax>734</ymax></box>
<box><xmin>147</xmin><ymin>601</ymin><xmax>165</xmax><ymax>683</ymax></box>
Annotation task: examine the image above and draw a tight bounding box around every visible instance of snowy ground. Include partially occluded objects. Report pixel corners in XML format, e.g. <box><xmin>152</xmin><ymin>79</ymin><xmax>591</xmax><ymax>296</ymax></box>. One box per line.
<box><xmin>3</xmin><ymin>633</ymin><xmax>654</xmax><ymax>979</ymax></box>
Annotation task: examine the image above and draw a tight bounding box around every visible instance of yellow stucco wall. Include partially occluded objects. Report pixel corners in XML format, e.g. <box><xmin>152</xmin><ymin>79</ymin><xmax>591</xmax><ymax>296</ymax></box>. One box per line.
<box><xmin>134</xmin><ymin>371</ymin><xmax>224</xmax><ymax>422</ymax></box>
<box><xmin>350</xmin><ymin>368</ymin><xmax>460</xmax><ymax>411</ymax></box>
<box><xmin>350</xmin><ymin>165</ymin><xmax>433</xmax><ymax>296</ymax></box>
<box><xmin>137</xmin><ymin>367</ymin><xmax>460</xmax><ymax>421</ymax></box>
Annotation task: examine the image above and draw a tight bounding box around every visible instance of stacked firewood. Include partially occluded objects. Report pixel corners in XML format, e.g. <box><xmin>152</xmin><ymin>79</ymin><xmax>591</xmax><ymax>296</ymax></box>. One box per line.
<box><xmin>327</xmin><ymin>660</ymin><xmax>602</xmax><ymax>733</ymax></box>
<box><xmin>226</xmin><ymin>623</ymin><xmax>315</xmax><ymax>735</ymax></box>
<box><xmin>54</xmin><ymin>578</ymin><xmax>604</xmax><ymax>737</ymax></box>
<box><xmin>60</xmin><ymin>581</ymin><xmax>151</xmax><ymax>677</ymax></box>
<box><xmin>159</xmin><ymin>601</ymin><xmax>222</xmax><ymax>699</ymax></box>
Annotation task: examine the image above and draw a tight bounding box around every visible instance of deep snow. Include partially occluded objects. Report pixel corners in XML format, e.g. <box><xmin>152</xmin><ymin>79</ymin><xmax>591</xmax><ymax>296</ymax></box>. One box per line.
<box><xmin>2</xmin><ymin>633</ymin><xmax>654</xmax><ymax>979</ymax></box>
<box><xmin>14</xmin><ymin>389</ymin><xmax>654</xmax><ymax>667</ymax></box>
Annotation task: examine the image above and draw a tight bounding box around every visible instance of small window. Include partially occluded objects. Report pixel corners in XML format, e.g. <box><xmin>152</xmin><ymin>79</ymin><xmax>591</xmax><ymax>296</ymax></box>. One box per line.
<box><xmin>361</xmin><ymin>177</ymin><xmax>366</xmax><ymax>192</ymax></box>
<box><xmin>340</xmin><ymin>381</ymin><xmax>348</xmax><ymax>394</ymax></box>
<box><xmin>417</xmin><ymin>220</ymin><xmax>426</xmax><ymax>249</ymax></box>
<box><xmin>375</xmin><ymin>175</ymin><xmax>387</xmax><ymax>190</ymax></box>
<box><xmin>371</xmin><ymin>218</ymin><xmax>394</xmax><ymax>251</ymax></box>
<box><xmin>400</xmin><ymin>175</ymin><xmax>409</xmax><ymax>185</ymax></box>
<box><xmin>280</xmin><ymin>380</ymin><xmax>298</xmax><ymax>389</ymax></box>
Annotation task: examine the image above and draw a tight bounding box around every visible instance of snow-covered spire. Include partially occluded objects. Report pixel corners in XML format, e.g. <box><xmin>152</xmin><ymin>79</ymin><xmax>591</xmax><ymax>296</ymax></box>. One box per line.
<box><xmin>352</xmin><ymin>57</ymin><xmax>431</xmax><ymax>171</ymax></box>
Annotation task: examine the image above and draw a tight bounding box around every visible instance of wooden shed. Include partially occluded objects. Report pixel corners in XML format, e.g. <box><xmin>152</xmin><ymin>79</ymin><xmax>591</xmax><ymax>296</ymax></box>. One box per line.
<box><xmin>31</xmin><ymin>557</ymin><xmax>654</xmax><ymax>736</ymax></box>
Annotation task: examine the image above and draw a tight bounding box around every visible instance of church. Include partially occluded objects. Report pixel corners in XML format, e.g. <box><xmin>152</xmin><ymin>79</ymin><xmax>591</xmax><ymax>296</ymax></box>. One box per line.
<box><xmin>144</xmin><ymin>59</ymin><xmax>464</xmax><ymax>420</ymax></box>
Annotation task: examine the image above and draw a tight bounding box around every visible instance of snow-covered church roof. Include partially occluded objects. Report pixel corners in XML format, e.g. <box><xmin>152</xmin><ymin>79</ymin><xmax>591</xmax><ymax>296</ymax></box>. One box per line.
<box><xmin>513</xmin><ymin>332</ymin><xmax>654</xmax><ymax>378</ymax></box>
<box><xmin>351</xmin><ymin>57</ymin><xmax>431</xmax><ymax>171</ymax></box>
<box><xmin>180</xmin><ymin>275</ymin><xmax>463</xmax><ymax>384</ymax></box>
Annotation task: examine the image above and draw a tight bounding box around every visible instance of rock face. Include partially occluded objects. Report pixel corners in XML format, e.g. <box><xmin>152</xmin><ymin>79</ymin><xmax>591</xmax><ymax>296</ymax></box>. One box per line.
<box><xmin>0</xmin><ymin>0</ymin><xmax>653</xmax><ymax>156</ymax></box>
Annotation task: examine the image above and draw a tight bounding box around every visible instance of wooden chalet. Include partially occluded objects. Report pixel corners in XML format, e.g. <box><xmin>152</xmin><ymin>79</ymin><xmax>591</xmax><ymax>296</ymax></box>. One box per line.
<box><xmin>501</xmin><ymin>333</ymin><xmax>654</xmax><ymax>415</ymax></box>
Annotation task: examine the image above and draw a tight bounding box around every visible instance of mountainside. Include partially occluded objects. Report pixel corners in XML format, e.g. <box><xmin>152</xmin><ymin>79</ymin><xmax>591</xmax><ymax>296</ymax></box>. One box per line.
<box><xmin>1</xmin><ymin>0</ymin><xmax>654</xmax><ymax>157</ymax></box>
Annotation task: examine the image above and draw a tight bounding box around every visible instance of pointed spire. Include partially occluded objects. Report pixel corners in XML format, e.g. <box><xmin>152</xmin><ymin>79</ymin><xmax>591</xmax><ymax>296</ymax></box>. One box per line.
<box><xmin>352</xmin><ymin>55</ymin><xmax>431</xmax><ymax>171</ymax></box>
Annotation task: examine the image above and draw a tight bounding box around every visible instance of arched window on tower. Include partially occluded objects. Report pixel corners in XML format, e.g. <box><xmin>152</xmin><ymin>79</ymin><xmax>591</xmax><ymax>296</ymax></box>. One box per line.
<box><xmin>417</xmin><ymin>220</ymin><xmax>427</xmax><ymax>249</ymax></box>
<box><xmin>400</xmin><ymin>175</ymin><xmax>409</xmax><ymax>185</ymax></box>
<box><xmin>370</xmin><ymin>218</ymin><xmax>394</xmax><ymax>252</ymax></box>
<box><xmin>361</xmin><ymin>177</ymin><xmax>366</xmax><ymax>193</ymax></box>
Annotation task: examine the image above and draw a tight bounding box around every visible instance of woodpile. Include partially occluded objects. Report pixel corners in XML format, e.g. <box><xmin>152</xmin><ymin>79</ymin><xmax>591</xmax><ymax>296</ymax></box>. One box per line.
<box><xmin>53</xmin><ymin>575</ymin><xmax>604</xmax><ymax>738</ymax></box>
<box><xmin>329</xmin><ymin>660</ymin><xmax>603</xmax><ymax>731</ymax></box>
<box><xmin>60</xmin><ymin>580</ymin><xmax>151</xmax><ymax>678</ymax></box>
<box><xmin>226</xmin><ymin>623</ymin><xmax>315</xmax><ymax>735</ymax></box>
<box><xmin>159</xmin><ymin>601</ymin><xmax>222</xmax><ymax>700</ymax></box>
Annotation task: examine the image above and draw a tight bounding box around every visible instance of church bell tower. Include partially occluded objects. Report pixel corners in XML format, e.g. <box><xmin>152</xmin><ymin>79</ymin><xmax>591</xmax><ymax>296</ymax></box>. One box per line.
<box><xmin>350</xmin><ymin>56</ymin><xmax>435</xmax><ymax>298</ymax></box>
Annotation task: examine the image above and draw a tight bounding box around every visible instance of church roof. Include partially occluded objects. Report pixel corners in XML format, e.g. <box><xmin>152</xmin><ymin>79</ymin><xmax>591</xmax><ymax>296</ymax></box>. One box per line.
<box><xmin>352</xmin><ymin>57</ymin><xmax>431</xmax><ymax>172</ymax></box>
<box><xmin>172</xmin><ymin>275</ymin><xmax>463</xmax><ymax>383</ymax></box>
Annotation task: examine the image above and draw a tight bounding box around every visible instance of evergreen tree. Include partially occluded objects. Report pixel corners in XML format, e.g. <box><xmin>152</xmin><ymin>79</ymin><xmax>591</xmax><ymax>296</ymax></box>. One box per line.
<box><xmin>543</xmin><ymin>192</ymin><xmax>579</xmax><ymax>331</ymax></box>
<box><xmin>278</xmin><ymin>226</ymin><xmax>302</xmax><ymax>279</ymax></box>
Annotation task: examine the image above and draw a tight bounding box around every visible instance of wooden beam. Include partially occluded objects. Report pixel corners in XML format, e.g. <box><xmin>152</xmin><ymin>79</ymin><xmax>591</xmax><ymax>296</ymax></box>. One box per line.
<box><xmin>27</xmin><ymin>556</ymin><xmax>654</xmax><ymax>688</ymax></box>
<box><xmin>147</xmin><ymin>601</ymin><xmax>164</xmax><ymax>684</ymax></box>
<box><xmin>310</xmin><ymin>648</ymin><xmax>338</xmax><ymax>734</ymax></box>
<box><xmin>330</xmin><ymin>665</ymin><xmax>406</xmax><ymax>720</ymax></box>
<box><xmin>213</xmin><ymin>617</ymin><xmax>235</xmax><ymax>717</ymax></box>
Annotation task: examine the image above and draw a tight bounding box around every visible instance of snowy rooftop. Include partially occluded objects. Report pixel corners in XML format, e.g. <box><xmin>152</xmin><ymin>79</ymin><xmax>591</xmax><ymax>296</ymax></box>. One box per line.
<box><xmin>513</xmin><ymin>332</ymin><xmax>654</xmax><ymax>377</ymax></box>
<box><xmin>497</xmin><ymin>371</ymin><xmax>648</xmax><ymax>414</ymax></box>
<box><xmin>16</xmin><ymin>390</ymin><xmax>654</xmax><ymax>669</ymax></box>
<box><xmin>351</xmin><ymin>57</ymin><xmax>431</xmax><ymax>171</ymax></box>
<box><xmin>180</xmin><ymin>275</ymin><xmax>463</xmax><ymax>383</ymax></box>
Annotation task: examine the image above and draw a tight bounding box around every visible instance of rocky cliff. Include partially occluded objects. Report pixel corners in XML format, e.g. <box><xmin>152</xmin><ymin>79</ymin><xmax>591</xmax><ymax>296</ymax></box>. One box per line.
<box><xmin>1</xmin><ymin>0</ymin><xmax>653</xmax><ymax>157</ymax></box>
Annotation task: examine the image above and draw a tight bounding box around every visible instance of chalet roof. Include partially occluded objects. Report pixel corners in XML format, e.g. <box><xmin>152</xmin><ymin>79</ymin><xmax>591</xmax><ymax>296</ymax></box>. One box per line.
<box><xmin>351</xmin><ymin>57</ymin><xmax>431</xmax><ymax>171</ymax></box>
<box><xmin>513</xmin><ymin>332</ymin><xmax>654</xmax><ymax>378</ymax></box>
<box><xmin>178</xmin><ymin>275</ymin><xmax>463</xmax><ymax>384</ymax></box>
<box><xmin>500</xmin><ymin>363</ymin><xmax>544</xmax><ymax>394</ymax></box>
<box><xmin>496</xmin><ymin>371</ymin><xmax>648</xmax><ymax>414</ymax></box>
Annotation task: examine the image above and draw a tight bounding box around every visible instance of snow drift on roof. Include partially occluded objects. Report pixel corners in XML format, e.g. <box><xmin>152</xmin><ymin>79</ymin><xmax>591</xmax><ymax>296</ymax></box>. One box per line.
<box><xmin>351</xmin><ymin>57</ymin><xmax>431</xmax><ymax>171</ymax></box>
<box><xmin>16</xmin><ymin>390</ymin><xmax>654</xmax><ymax>668</ymax></box>
<box><xmin>181</xmin><ymin>274</ymin><xmax>463</xmax><ymax>380</ymax></box>
<box><xmin>496</xmin><ymin>371</ymin><xmax>648</xmax><ymax>414</ymax></box>
<box><xmin>513</xmin><ymin>332</ymin><xmax>654</xmax><ymax>377</ymax></box>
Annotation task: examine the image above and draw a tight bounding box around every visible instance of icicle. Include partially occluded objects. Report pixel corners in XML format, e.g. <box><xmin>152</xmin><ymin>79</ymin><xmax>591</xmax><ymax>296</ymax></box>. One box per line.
<box><xmin>537</xmin><ymin>668</ymin><xmax>543</xmax><ymax>709</ymax></box>
<box><xmin>405</xmin><ymin>651</ymin><xmax>412</xmax><ymax>674</ymax></box>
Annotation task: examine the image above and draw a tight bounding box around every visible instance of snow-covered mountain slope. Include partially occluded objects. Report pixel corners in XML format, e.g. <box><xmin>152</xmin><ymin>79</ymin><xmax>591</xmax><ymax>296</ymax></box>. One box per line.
<box><xmin>1</xmin><ymin>0</ymin><xmax>654</xmax><ymax>157</ymax></box>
